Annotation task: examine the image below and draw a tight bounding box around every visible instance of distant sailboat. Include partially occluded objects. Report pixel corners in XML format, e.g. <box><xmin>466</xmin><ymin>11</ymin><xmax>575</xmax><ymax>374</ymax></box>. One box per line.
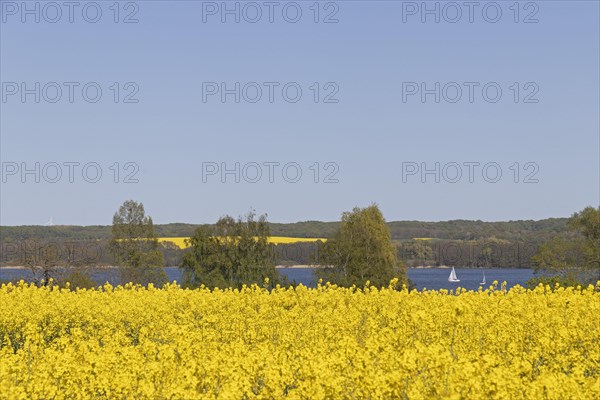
<box><xmin>448</xmin><ymin>267</ymin><xmax>460</xmax><ymax>282</ymax></box>
<box><xmin>480</xmin><ymin>272</ymin><xmax>486</xmax><ymax>285</ymax></box>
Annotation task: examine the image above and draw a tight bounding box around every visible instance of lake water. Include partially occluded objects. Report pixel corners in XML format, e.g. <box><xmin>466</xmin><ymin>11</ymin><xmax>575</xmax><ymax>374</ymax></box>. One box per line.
<box><xmin>406</xmin><ymin>268</ymin><xmax>534</xmax><ymax>291</ymax></box>
<box><xmin>279</xmin><ymin>268</ymin><xmax>535</xmax><ymax>290</ymax></box>
<box><xmin>0</xmin><ymin>267</ymin><xmax>535</xmax><ymax>291</ymax></box>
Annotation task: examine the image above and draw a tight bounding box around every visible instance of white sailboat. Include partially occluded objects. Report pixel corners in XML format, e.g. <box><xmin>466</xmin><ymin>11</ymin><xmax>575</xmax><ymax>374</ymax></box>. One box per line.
<box><xmin>448</xmin><ymin>267</ymin><xmax>460</xmax><ymax>282</ymax></box>
<box><xmin>480</xmin><ymin>272</ymin><xmax>486</xmax><ymax>285</ymax></box>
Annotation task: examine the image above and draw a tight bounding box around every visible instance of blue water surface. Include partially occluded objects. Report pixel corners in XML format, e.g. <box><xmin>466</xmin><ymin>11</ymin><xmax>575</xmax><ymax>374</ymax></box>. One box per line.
<box><xmin>1</xmin><ymin>267</ymin><xmax>535</xmax><ymax>291</ymax></box>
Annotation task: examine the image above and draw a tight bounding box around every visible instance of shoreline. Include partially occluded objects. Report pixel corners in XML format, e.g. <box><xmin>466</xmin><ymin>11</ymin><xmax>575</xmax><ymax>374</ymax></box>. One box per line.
<box><xmin>1</xmin><ymin>265</ymin><xmax>320</xmax><ymax>270</ymax></box>
<box><xmin>2</xmin><ymin>265</ymin><xmax>527</xmax><ymax>270</ymax></box>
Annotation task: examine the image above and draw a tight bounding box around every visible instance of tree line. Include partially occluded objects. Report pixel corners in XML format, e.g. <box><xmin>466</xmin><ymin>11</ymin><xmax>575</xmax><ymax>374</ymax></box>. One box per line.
<box><xmin>0</xmin><ymin>217</ymin><xmax>569</xmax><ymax>242</ymax></box>
<box><xmin>0</xmin><ymin>235</ymin><xmax>574</xmax><ymax>271</ymax></box>
<box><xmin>109</xmin><ymin>201</ymin><xmax>409</xmax><ymax>289</ymax></box>
<box><xmin>1</xmin><ymin>201</ymin><xmax>597</xmax><ymax>288</ymax></box>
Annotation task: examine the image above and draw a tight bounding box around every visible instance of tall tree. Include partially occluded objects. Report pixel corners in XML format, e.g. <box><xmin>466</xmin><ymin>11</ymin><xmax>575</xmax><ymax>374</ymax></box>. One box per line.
<box><xmin>532</xmin><ymin>206</ymin><xmax>600</xmax><ymax>283</ymax></box>
<box><xmin>110</xmin><ymin>200</ymin><xmax>166</xmax><ymax>286</ymax></box>
<box><xmin>181</xmin><ymin>210</ymin><xmax>279</xmax><ymax>288</ymax></box>
<box><xmin>569</xmin><ymin>206</ymin><xmax>600</xmax><ymax>271</ymax></box>
<box><xmin>316</xmin><ymin>204</ymin><xmax>407</xmax><ymax>287</ymax></box>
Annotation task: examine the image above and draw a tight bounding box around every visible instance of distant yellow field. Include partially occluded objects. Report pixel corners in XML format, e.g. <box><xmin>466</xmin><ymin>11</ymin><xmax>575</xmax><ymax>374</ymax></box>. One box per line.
<box><xmin>267</xmin><ymin>236</ymin><xmax>327</xmax><ymax>244</ymax></box>
<box><xmin>413</xmin><ymin>237</ymin><xmax>432</xmax><ymax>241</ymax></box>
<box><xmin>158</xmin><ymin>237</ymin><xmax>189</xmax><ymax>248</ymax></box>
<box><xmin>159</xmin><ymin>236</ymin><xmax>326</xmax><ymax>249</ymax></box>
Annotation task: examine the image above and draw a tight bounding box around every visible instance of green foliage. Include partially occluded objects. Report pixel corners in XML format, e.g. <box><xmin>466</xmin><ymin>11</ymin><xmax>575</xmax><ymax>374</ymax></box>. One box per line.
<box><xmin>569</xmin><ymin>206</ymin><xmax>600</xmax><ymax>242</ymax></box>
<box><xmin>399</xmin><ymin>238</ymin><xmax>540</xmax><ymax>269</ymax></box>
<box><xmin>110</xmin><ymin>200</ymin><xmax>166</xmax><ymax>286</ymax></box>
<box><xmin>1</xmin><ymin>217</ymin><xmax>570</xmax><ymax>242</ymax></box>
<box><xmin>532</xmin><ymin>206</ymin><xmax>600</xmax><ymax>284</ymax></box>
<box><xmin>400</xmin><ymin>240</ymin><xmax>435</xmax><ymax>267</ymax></box>
<box><xmin>181</xmin><ymin>211</ymin><xmax>279</xmax><ymax>288</ymax></box>
<box><xmin>317</xmin><ymin>204</ymin><xmax>407</xmax><ymax>288</ymax></box>
<box><xmin>0</xmin><ymin>213</ymin><xmax>582</xmax><ymax>270</ymax></box>
<box><xmin>273</xmin><ymin>241</ymin><xmax>322</xmax><ymax>266</ymax></box>
<box><xmin>532</xmin><ymin>237</ymin><xmax>587</xmax><ymax>271</ymax></box>
<box><xmin>526</xmin><ymin>275</ymin><xmax>584</xmax><ymax>289</ymax></box>
<box><xmin>569</xmin><ymin>206</ymin><xmax>600</xmax><ymax>272</ymax></box>
<box><xmin>56</xmin><ymin>269</ymin><xmax>96</xmax><ymax>290</ymax></box>
<box><xmin>160</xmin><ymin>241</ymin><xmax>184</xmax><ymax>267</ymax></box>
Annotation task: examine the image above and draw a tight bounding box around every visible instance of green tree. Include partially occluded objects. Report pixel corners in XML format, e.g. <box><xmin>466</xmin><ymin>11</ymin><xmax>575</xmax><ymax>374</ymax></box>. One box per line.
<box><xmin>181</xmin><ymin>211</ymin><xmax>279</xmax><ymax>288</ymax></box>
<box><xmin>401</xmin><ymin>240</ymin><xmax>434</xmax><ymax>267</ymax></box>
<box><xmin>57</xmin><ymin>268</ymin><xmax>96</xmax><ymax>290</ymax></box>
<box><xmin>475</xmin><ymin>237</ymin><xmax>511</xmax><ymax>268</ymax></box>
<box><xmin>569</xmin><ymin>206</ymin><xmax>600</xmax><ymax>272</ymax></box>
<box><xmin>316</xmin><ymin>204</ymin><xmax>407</xmax><ymax>287</ymax></box>
<box><xmin>532</xmin><ymin>206</ymin><xmax>600</xmax><ymax>283</ymax></box>
<box><xmin>110</xmin><ymin>200</ymin><xmax>166</xmax><ymax>286</ymax></box>
<box><xmin>160</xmin><ymin>240</ymin><xmax>184</xmax><ymax>266</ymax></box>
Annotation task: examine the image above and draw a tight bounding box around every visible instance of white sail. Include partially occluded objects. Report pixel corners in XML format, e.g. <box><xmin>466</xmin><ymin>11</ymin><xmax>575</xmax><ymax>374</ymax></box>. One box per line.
<box><xmin>448</xmin><ymin>267</ymin><xmax>460</xmax><ymax>282</ymax></box>
<box><xmin>480</xmin><ymin>272</ymin><xmax>486</xmax><ymax>285</ymax></box>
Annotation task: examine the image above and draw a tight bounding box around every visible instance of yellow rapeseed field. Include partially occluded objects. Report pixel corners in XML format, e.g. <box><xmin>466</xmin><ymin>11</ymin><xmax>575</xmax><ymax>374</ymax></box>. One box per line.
<box><xmin>1</xmin><ymin>281</ymin><xmax>599</xmax><ymax>399</ymax></box>
<box><xmin>158</xmin><ymin>237</ymin><xmax>326</xmax><ymax>249</ymax></box>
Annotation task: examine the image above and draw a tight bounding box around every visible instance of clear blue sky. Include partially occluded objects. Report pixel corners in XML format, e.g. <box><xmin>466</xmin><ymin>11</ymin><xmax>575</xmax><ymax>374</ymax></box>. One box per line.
<box><xmin>1</xmin><ymin>0</ymin><xmax>599</xmax><ymax>225</ymax></box>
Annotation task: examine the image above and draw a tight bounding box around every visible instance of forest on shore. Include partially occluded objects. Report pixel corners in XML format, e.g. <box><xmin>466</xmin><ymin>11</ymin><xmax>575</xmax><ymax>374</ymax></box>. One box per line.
<box><xmin>0</xmin><ymin>216</ymin><xmax>573</xmax><ymax>270</ymax></box>
<box><xmin>0</xmin><ymin>217</ymin><xmax>569</xmax><ymax>242</ymax></box>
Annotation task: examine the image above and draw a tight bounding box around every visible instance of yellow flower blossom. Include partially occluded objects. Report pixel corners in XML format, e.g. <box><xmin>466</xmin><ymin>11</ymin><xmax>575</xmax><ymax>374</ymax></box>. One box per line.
<box><xmin>0</xmin><ymin>281</ymin><xmax>598</xmax><ymax>399</ymax></box>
